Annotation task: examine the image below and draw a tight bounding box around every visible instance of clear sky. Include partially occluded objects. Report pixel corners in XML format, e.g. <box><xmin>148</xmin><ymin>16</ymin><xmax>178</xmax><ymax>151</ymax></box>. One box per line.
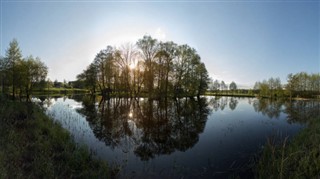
<box><xmin>1</xmin><ymin>0</ymin><xmax>319</xmax><ymax>88</ymax></box>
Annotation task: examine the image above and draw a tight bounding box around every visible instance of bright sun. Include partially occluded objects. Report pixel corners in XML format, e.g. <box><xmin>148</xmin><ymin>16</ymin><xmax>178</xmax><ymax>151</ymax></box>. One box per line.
<box><xmin>129</xmin><ymin>63</ymin><xmax>136</xmax><ymax>70</ymax></box>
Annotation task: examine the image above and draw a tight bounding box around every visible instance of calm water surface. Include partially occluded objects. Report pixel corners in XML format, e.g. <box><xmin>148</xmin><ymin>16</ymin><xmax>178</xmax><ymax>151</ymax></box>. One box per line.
<box><xmin>35</xmin><ymin>96</ymin><xmax>319</xmax><ymax>178</ymax></box>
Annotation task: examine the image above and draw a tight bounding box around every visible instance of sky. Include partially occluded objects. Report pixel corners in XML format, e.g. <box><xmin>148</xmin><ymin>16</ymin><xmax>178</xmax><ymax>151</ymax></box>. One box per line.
<box><xmin>1</xmin><ymin>0</ymin><xmax>319</xmax><ymax>88</ymax></box>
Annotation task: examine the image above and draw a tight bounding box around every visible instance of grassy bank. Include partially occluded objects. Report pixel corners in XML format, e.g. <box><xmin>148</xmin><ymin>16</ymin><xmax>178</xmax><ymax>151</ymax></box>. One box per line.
<box><xmin>256</xmin><ymin>117</ymin><xmax>320</xmax><ymax>178</ymax></box>
<box><xmin>205</xmin><ymin>92</ymin><xmax>256</xmax><ymax>98</ymax></box>
<box><xmin>0</xmin><ymin>98</ymin><xmax>113</xmax><ymax>178</ymax></box>
<box><xmin>33</xmin><ymin>88</ymin><xmax>89</xmax><ymax>96</ymax></box>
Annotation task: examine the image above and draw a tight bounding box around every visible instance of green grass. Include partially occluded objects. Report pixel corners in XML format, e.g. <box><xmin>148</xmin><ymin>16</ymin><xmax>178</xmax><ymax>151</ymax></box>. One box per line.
<box><xmin>0</xmin><ymin>98</ymin><xmax>114</xmax><ymax>178</ymax></box>
<box><xmin>256</xmin><ymin>117</ymin><xmax>320</xmax><ymax>178</ymax></box>
<box><xmin>33</xmin><ymin>87</ymin><xmax>89</xmax><ymax>95</ymax></box>
<box><xmin>205</xmin><ymin>91</ymin><xmax>256</xmax><ymax>97</ymax></box>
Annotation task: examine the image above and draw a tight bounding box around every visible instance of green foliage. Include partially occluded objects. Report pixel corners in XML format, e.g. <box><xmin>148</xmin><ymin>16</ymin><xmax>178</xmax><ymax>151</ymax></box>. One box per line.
<box><xmin>1</xmin><ymin>39</ymin><xmax>48</xmax><ymax>100</ymax></box>
<box><xmin>253</xmin><ymin>72</ymin><xmax>320</xmax><ymax>99</ymax></box>
<box><xmin>287</xmin><ymin>72</ymin><xmax>320</xmax><ymax>98</ymax></box>
<box><xmin>229</xmin><ymin>81</ymin><xmax>237</xmax><ymax>91</ymax></box>
<box><xmin>4</xmin><ymin>39</ymin><xmax>23</xmax><ymax>99</ymax></box>
<box><xmin>76</xmin><ymin>35</ymin><xmax>210</xmax><ymax>98</ymax></box>
<box><xmin>0</xmin><ymin>100</ymin><xmax>111</xmax><ymax>178</ymax></box>
<box><xmin>256</xmin><ymin>117</ymin><xmax>320</xmax><ymax>178</ymax></box>
<box><xmin>254</xmin><ymin>77</ymin><xmax>282</xmax><ymax>98</ymax></box>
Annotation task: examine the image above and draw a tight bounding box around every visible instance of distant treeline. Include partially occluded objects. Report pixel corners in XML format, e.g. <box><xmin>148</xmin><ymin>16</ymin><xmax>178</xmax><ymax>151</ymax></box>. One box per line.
<box><xmin>253</xmin><ymin>72</ymin><xmax>320</xmax><ymax>98</ymax></box>
<box><xmin>2</xmin><ymin>39</ymin><xmax>318</xmax><ymax>100</ymax></box>
<box><xmin>76</xmin><ymin>35</ymin><xmax>210</xmax><ymax>99</ymax></box>
<box><xmin>0</xmin><ymin>39</ymin><xmax>48</xmax><ymax>101</ymax></box>
<box><xmin>206</xmin><ymin>72</ymin><xmax>320</xmax><ymax>99</ymax></box>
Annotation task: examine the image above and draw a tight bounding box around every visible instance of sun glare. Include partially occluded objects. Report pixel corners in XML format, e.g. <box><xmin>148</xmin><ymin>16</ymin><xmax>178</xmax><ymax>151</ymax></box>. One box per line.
<box><xmin>128</xmin><ymin>112</ymin><xmax>133</xmax><ymax>118</ymax></box>
<box><xmin>129</xmin><ymin>63</ymin><xmax>136</xmax><ymax>70</ymax></box>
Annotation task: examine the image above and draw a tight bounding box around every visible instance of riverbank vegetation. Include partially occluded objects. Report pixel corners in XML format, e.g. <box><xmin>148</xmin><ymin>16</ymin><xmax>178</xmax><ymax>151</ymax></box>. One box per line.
<box><xmin>256</xmin><ymin>117</ymin><xmax>320</xmax><ymax>178</ymax></box>
<box><xmin>0</xmin><ymin>40</ymin><xmax>112</xmax><ymax>178</ymax></box>
<box><xmin>207</xmin><ymin>72</ymin><xmax>320</xmax><ymax>99</ymax></box>
<box><xmin>0</xmin><ymin>39</ymin><xmax>48</xmax><ymax>101</ymax></box>
<box><xmin>0</xmin><ymin>98</ymin><xmax>112</xmax><ymax>178</ymax></box>
<box><xmin>253</xmin><ymin>73</ymin><xmax>320</xmax><ymax>99</ymax></box>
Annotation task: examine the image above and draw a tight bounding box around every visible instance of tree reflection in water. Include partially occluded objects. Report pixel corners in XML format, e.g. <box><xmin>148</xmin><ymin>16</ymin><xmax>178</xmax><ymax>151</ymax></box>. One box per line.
<box><xmin>51</xmin><ymin>95</ymin><xmax>319</xmax><ymax>163</ymax></box>
<box><xmin>252</xmin><ymin>98</ymin><xmax>284</xmax><ymax>119</ymax></box>
<box><xmin>39</xmin><ymin>95</ymin><xmax>320</xmax><ymax>177</ymax></box>
<box><xmin>251</xmin><ymin>98</ymin><xmax>320</xmax><ymax>123</ymax></box>
<box><xmin>76</xmin><ymin>96</ymin><xmax>211</xmax><ymax>161</ymax></box>
<box><xmin>208</xmin><ymin>96</ymin><xmax>239</xmax><ymax>111</ymax></box>
<box><xmin>284</xmin><ymin>100</ymin><xmax>320</xmax><ymax>123</ymax></box>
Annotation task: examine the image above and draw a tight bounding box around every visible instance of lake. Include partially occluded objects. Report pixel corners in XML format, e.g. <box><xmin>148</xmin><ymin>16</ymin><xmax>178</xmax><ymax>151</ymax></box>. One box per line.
<box><xmin>34</xmin><ymin>96</ymin><xmax>319</xmax><ymax>178</ymax></box>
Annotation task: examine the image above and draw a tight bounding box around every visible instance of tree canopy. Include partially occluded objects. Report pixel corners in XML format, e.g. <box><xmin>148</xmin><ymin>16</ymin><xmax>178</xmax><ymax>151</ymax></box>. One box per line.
<box><xmin>254</xmin><ymin>73</ymin><xmax>320</xmax><ymax>98</ymax></box>
<box><xmin>0</xmin><ymin>39</ymin><xmax>48</xmax><ymax>101</ymax></box>
<box><xmin>76</xmin><ymin>35</ymin><xmax>210</xmax><ymax>99</ymax></box>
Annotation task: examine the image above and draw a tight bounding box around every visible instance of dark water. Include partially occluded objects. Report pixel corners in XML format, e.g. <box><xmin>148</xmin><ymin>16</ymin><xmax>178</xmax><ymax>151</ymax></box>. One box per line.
<box><xmin>34</xmin><ymin>96</ymin><xmax>320</xmax><ymax>178</ymax></box>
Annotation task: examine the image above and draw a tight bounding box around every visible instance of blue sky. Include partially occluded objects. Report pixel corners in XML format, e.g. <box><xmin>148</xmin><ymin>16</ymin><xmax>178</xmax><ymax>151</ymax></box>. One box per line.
<box><xmin>1</xmin><ymin>1</ymin><xmax>319</xmax><ymax>88</ymax></box>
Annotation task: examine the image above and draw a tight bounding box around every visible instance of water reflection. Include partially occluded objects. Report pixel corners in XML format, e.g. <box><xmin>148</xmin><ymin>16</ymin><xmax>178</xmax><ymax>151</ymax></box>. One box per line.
<box><xmin>251</xmin><ymin>98</ymin><xmax>320</xmax><ymax>123</ymax></box>
<box><xmin>76</xmin><ymin>97</ymin><xmax>211</xmax><ymax>161</ymax></box>
<box><xmin>252</xmin><ymin>98</ymin><xmax>284</xmax><ymax>119</ymax></box>
<box><xmin>229</xmin><ymin>98</ymin><xmax>238</xmax><ymax>111</ymax></box>
<box><xmin>284</xmin><ymin>100</ymin><xmax>320</xmax><ymax>123</ymax></box>
<box><xmin>208</xmin><ymin>96</ymin><xmax>239</xmax><ymax>111</ymax></box>
<box><xmin>37</xmin><ymin>95</ymin><xmax>320</xmax><ymax>177</ymax></box>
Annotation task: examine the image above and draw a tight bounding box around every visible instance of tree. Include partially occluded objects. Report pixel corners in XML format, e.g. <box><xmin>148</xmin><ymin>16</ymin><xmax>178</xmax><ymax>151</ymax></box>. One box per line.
<box><xmin>196</xmin><ymin>62</ymin><xmax>210</xmax><ymax>97</ymax></box>
<box><xmin>47</xmin><ymin>78</ymin><xmax>53</xmax><ymax>91</ymax></box>
<box><xmin>268</xmin><ymin>77</ymin><xmax>282</xmax><ymax>97</ymax></box>
<box><xmin>0</xmin><ymin>56</ymin><xmax>5</xmax><ymax>95</ymax></box>
<box><xmin>93</xmin><ymin>46</ymin><xmax>114</xmax><ymax>94</ymax></box>
<box><xmin>5</xmin><ymin>39</ymin><xmax>23</xmax><ymax>100</ymax></box>
<box><xmin>77</xmin><ymin>63</ymin><xmax>98</xmax><ymax>95</ymax></box>
<box><xmin>229</xmin><ymin>81</ymin><xmax>237</xmax><ymax>90</ymax></box>
<box><xmin>77</xmin><ymin>35</ymin><xmax>211</xmax><ymax>99</ymax></box>
<box><xmin>136</xmin><ymin>35</ymin><xmax>159</xmax><ymax>97</ymax></box>
<box><xmin>229</xmin><ymin>81</ymin><xmax>237</xmax><ymax>95</ymax></box>
<box><xmin>53</xmin><ymin>80</ymin><xmax>60</xmax><ymax>88</ymax></box>
<box><xmin>213</xmin><ymin>80</ymin><xmax>220</xmax><ymax>91</ymax></box>
<box><xmin>114</xmin><ymin>43</ymin><xmax>138</xmax><ymax>96</ymax></box>
<box><xmin>1</xmin><ymin>39</ymin><xmax>48</xmax><ymax>101</ymax></box>
<box><xmin>20</xmin><ymin>56</ymin><xmax>48</xmax><ymax>100</ymax></box>
<box><xmin>286</xmin><ymin>72</ymin><xmax>320</xmax><ymax>98</ymax></box>
<box><xmin>253</xmin><ymin>81</ymin><xmax>260</xmax><ymax>90</ymax></box>
<box><xmin>154</xmin><ymin>41</ymin><xmax>177</xmax><ymax>97</ymax></box>
<box><xmin>173</xmin><ymin>44</ymin><xmax>203</xmax><ymax>97</ymax></box>
<box><xmin>260</xmin><ymin>80</ymin><xmax>269</xmax><ymax>97</ymax></box>
<box><xmin>220</xmin><ymin>81</ymin><xmax>227</xmax><ymax>91</ymax></box>
<box><xmin>310</xmin><ymin>73</ymin><xmax>320</xmax><ymax>93</ymax></box>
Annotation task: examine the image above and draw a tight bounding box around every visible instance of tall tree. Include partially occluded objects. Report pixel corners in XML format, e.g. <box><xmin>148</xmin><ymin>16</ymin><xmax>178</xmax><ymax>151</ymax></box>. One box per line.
<box><xmin>286</xmin><ymin>72</ymin><xmax>320</xmax><ymax>98</ymax></box>
<box><xmin>114</xmin><ymin>43</ymin><xmax>138</xmax><ymax>96</ymax></box>
<box><xmin>229</xmin><ymin>81</ymin><xmax>237</xmax><ymax>95</ymax></box>
<box><xmin>155</xmin><ymin>41</ymin><xmax>177</xmax><ymax>97</ymax></box>
<box><xmin>213</xmin><ymin>80</ymin><xmax>220</xmax><ymax>91</ymax></box>
<box><xmin>0</xmin><ymin>56</ymin><xmax>5</xmax><ymax>95</ymax></box>
<box><xmin>174</xmin><ymin>44</ymin><xmax>198</xmax><ymax>96</ymax></box>
<box><xmin>5</xmin><ymin>39</ymin><xmax>22</xmax><ymax>100</ymax></box>
<box><xmin>136</xmin><ymin>35</ymin><xmax>159</xmax><ymax>97</ymax></box>
<box><xmin>94</xmin><ymin>46</ymin><xmax>113</xmax><ymax>92</ymax></box>
<box><xmin>220</xmin><ymin>81</ymin><xmax>227</xmax><ymax>91</ymax></box>
<box><xmin>196</xmin><ymin>62</ymin><xmax>209</xmax><ymax>97</ymax></box>
<box><xmin>77</xmin><ymin>63</ymin><xmax>98</xmax><ymax>95</ymax></box>
<box><xmin>19</xmin><ymin>56</ymin><xmax>48</xmax><ymax>101</ymax></box>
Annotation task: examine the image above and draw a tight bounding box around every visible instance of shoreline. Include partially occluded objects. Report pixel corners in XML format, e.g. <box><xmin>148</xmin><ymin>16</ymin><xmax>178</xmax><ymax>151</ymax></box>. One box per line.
<box><xmin>0</xmin><ymin>98</ymin><xmax>114</xmax><ymax>178</ymax></box>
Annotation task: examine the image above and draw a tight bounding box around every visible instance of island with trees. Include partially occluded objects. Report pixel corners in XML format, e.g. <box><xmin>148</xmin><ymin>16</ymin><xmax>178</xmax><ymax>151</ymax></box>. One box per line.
<box><xmin>76</xmin><ymin>35</ymin><xmax>210</xmax><ymax>100</ymax></box>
